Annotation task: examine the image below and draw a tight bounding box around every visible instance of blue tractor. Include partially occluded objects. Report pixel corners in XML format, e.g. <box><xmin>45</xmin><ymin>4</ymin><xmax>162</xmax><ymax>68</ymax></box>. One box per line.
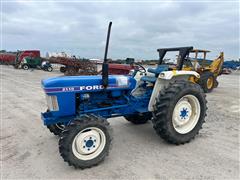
<box><xmin>41</xmin><ymin>22</ymin><xmax>207</xmax><ymax>169</ymax></box>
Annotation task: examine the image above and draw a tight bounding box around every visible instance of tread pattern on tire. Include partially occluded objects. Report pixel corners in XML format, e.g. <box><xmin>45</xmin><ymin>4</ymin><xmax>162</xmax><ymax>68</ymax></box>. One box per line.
<box><xmin>59</xmin><ymin>114</ymin><xmax>112</xmax><ymax>169</ymax></box>
<box><xmin>47</xmin><ymin>124</ymin><xmax>64</xmax><ymax>136</ymax></box>
<box><xmin>152</xmin><ymin>80</ymin><xmax>207</xmax><ymax>145</ymax></box>
<box><xmin>198</xmin><ymin>71</ymin><xmax>215</xmax><ymax>93</ymax></box>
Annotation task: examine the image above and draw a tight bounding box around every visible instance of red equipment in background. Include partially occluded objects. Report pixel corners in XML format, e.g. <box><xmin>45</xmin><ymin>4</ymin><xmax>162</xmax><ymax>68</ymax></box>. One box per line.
<box><xmin>18</xmin><ymin>50</ymin><xmax>40</xmax><ymax>61</ymax></box>
<box><xmin>0</xmin><ymin>53</ymin><xmax>16</xmax><ymax>65</ymax></box>
<box><xmin>0</xmin><ymin>50</ymin><xmax>40</xmax><ymax>65</ymax></box>
<box><xmin>108</xmin><ymin>63</ymin><xmax>135</xmax><ymax>75</ymax></box>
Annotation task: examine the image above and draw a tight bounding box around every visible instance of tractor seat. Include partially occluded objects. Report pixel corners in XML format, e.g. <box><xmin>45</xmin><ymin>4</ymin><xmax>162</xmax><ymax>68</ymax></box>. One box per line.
<box><xmin>140</xmin><ymin>65</ymin><xmax>169</xmax><ymax>83</ymax></box>
<box><xmin>147</xmin><ymin>65</ymin><xmax>169</xmax><ymax>75</ymax></box>
<box><xmin>141</xmin><ymin>76</ymin><xmax>157</xmax><ymax>83</ymax></box>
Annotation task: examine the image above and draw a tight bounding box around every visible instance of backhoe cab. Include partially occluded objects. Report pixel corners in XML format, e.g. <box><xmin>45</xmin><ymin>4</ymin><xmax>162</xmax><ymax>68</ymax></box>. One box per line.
<box><xmin>41</xmin><ymin>22</ymin><xmax>207</xmax><ymax>169</ymax></box>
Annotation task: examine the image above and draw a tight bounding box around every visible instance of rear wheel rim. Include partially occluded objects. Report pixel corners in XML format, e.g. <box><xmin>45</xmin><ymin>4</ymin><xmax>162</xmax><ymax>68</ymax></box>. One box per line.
<box><xmin>72</xmin><ymin>127</ymin><xmax>106</xmax><ymax>160</ymax></box>
<box><xmin>172</xmin><ymin>95</ymin><xmax>201</xmax><ymax>134</ymax></box>
<box><xmin>207</xmin><ymin>77</ymin><xmax>214</xmax><ymax>89</ymax></box>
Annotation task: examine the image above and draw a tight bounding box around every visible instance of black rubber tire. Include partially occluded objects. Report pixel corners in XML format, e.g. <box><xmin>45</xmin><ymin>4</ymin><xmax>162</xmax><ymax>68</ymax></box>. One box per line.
<box><xmin>214</xmin><ymin>79</ymin><xmax>219</xmax><ymax>88</ymax></box>
<box><xmin>47</xmin><ymin>123</ymin><xmax>65</xmax><ymax>136</ymax></box>
<box><xmin>198</xmin><ymin>71</ymin><xmax>215</xmax><ymax>93</ymax></box>
<box><xmin>152</xmin><ymin>80</ymin><xmax>207</xmax><ymax>145</ymax></box>
<box><xmin>65</xmin><ymin>66</ymin><xmax>78</xmax><ymax>76</ymax></box>
<box><xmin>22</xmin><ymin>64</ymin><xmax>29</xmax><ymax>70</ymax></box>
<box><xmin>60</xmin><ymin>66</ymin><xmax>66</xmax><ymax>73</ymax></box>
<box><xmin>125</xmin><ymin>113</ymin><xmax>152</xmax><ymax>124</ymax></box>
<box><xmin>47</xmin><ymin>66</ymin><xmax>53</xmax><ymax>72</ymax></box>
<box><xmin>59</xmin><ymin>115</ymin><xmax>112</xmax><ymax>169</ymax></box>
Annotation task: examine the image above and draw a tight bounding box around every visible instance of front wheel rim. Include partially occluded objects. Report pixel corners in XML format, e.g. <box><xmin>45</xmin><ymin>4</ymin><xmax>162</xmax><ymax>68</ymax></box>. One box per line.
<box><xmin>72</xmin><ymin>127</ymin><xmax>106</xmax><ymax>161</ymax></box>
<box><xmin>172</xmin><ymin>95</ymin><xmax>201</xmax><ymax>134</ymax></box>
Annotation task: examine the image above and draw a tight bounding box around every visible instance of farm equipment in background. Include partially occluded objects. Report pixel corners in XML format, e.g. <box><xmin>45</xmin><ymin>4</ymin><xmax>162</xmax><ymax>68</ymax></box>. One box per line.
<box><xmin>0</xmin><ymin>50</ymin><xmax>40</xmax><ymax>66</ymax></box>
<box><xmin>107</xmin><ymin>63</ymin><xmax>136</xmax><ymax>75</ymax></box>
<box><xmin>14</xmin><ymin>51</ymin><xmax>41</xmax><ymax>69</ymax></box>
<box><xmin>223</xmin><ymin>60</ymin><xmax>240</xmax><ymax>70</ymax></box>
<box><xmin>222</xmin><ymin>60</ymin><xmax>240</xmax><ymax>74</ymax></box>
<box><xmin>182</xmin><ymin>49</ymin><xmax>224</xmax><ymax>92</ymax></box>
<box><xmin>41</xmin><ymin>22</ymin><xmax>207</xmax><ymax>169</ymax></box>
<box><xmin>48</xmin><ymin>57</ymin><xmax>98</xmax><ymax>75</ymax></box>
<box><xmin>20</xmin><ymin>56</ymin><xmax>53</xmax><ymax>72</ymax></box>
<box><xmin>102</xmin><ymin>58</ymin><xmax>137</xmax><ymax>75</ymax></box>
<box><xmin>0</xmin><ymin>52</ymin><xmax>16</xmax><ymax>65</ymax></box>
<box><xmin>0</xmin><ymin>50</ymin><xmax>52</xmax><ymax>72</ymax></box>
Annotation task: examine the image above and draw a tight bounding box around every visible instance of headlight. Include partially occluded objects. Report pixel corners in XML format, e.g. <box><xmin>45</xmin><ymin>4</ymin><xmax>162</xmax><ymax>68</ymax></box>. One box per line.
<box><xmin>46</xmin><ymin>95</ymin><xmax>59</xmax><ymax>111</ymax></box>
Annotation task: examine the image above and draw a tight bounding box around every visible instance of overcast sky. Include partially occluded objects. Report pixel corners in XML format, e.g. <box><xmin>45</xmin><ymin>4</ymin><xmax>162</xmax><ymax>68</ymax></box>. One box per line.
<box><xmin>2</xmin><ymin>0</ymin><xmax>239</xmax><ymax>60</ymax></box>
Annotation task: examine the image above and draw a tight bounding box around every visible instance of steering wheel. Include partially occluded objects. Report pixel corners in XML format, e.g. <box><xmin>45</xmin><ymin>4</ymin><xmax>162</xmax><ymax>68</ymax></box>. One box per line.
<box><xmin>134</xmin><ymin>63</ymin><xmax>146</xmax><ymax>73</ymax></box>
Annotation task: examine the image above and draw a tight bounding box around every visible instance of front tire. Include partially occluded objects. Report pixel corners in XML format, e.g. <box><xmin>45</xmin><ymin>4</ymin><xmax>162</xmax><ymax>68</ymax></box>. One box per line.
<box><xmin>59</xmin><ymin>115</ymin><xmax>112</xmax><ymax>169</ymax></box>
<box><xmin>47</xmin><ymin>123</ymin><xmax>65</xmax><ymax>136</ymax></box>
<box><xmin>60</xmin><ymin>66</ymin><xmax>66</xmax><ymax>73</ymax></box>
<box><xmin>152</xmin><ymin>81</ymin><xmax>207</xmax><ymax>145</ymax></box>
<box><xmin>47</xmin><ymin>66</ymin><xmax>53</xmax><ymax>72</ymax></box>
<box><xmin>22</xmin><ymin>64</ymin><xmax>29</xmax><ymax>70</ymax></box>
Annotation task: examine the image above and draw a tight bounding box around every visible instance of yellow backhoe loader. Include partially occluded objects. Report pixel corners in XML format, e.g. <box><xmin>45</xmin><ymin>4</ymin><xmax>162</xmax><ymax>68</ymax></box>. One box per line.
<box><xmin>184</xmin><ymin>49</ymin><xmax>224</xmax><ymax>93</ymax></box>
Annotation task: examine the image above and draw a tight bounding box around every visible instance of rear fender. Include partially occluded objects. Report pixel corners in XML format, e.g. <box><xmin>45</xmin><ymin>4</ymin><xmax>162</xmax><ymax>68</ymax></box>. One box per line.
<box><xmin>148</xmin><ymin>71</ymin><xmax>200</xmax><ymax>111</ymax></box>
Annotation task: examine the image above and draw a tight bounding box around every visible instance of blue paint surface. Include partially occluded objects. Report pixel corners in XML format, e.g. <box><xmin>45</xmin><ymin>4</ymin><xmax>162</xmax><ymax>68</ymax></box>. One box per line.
<box><xmin>41</xmin><ymin>67</ymin><xmax>167</xmax><ymax>126</ymax></box>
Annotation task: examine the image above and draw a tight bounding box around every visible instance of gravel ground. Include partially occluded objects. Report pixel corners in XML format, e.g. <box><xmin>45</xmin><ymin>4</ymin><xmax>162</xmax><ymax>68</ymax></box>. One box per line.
<box><xmin>1</xmin><ymin>65</ymin><xmax>239</xmax><ymax>180</ymax></box>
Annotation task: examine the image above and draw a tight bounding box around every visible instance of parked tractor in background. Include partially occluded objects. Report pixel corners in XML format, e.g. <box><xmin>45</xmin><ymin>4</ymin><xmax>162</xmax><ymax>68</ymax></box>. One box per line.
<box><xmin>41</xmin><ymin>22</ymin><xmax>207</xmax><ymax>169</ymax></box>
<box><xmin>18</xmin><ymin>56</ymin><xmax>53</xmax><ymax>72</ymax></box>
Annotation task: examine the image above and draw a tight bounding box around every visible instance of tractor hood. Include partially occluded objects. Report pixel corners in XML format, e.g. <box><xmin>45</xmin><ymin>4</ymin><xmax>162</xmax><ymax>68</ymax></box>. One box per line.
<box><xmin>42</xmin><ymin>75</ymin><xmax>136</xmax><ymax>94</ymax></box>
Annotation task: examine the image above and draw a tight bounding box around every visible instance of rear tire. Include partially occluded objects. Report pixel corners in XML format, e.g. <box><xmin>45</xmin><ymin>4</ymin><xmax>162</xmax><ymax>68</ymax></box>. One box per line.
<box><xmin>47</xmin><ymin>66</ymin><xmax>53</xmax><ymax>72</ymax></box>
<box><xmin>152</xmin><ymin>81</ymin><xmax>207</xmax><ymax>145</ymax></box>
<box><xmin>198</xmin><ymin>71</ymin><xmax>215</xmax><ymax>93</ymax></box>
<box><xmin>60</xmin><ymin>66</ymin><xmax>66</xmax><ymax>73</ymax></box>
<box><xmin>125</xmin><ymin>113</ymin><xmax>152</xmax><ymax>124</ymax></box>
<box><xmin>22</xmin><ymin>64</ymin><xmax>29</xmax><ymax>70</ymax></box>
<box><xmin>214</xmin><ymin>79</ymin><xmax>219</xmax><ymax>88</ymax></box>
<box><xmin>59</xmin><ymin>115</ymin><xmax>112</xmax><ymax>169</ymax></box>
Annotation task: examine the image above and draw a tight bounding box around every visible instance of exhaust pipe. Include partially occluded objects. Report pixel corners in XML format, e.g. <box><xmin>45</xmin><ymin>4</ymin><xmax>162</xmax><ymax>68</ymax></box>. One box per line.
<box><xmin>102</xmin><ymin>22</ymin><xmax>112</xmax><ymax>88</ymax></box>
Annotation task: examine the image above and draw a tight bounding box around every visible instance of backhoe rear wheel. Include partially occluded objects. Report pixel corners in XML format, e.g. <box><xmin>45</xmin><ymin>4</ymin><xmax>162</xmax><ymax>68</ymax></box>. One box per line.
<box><xmin>152</xmin><ymin>81</ymin><xmax>207</xmax><ymax>145</ymax></box>
<box><xmin>198</xmin><ymin>71</ymin><xmax>215</xmax><ymax>93</ymax></box>
<box><xmin>214</xmin><ymin>79</ymin><xmax>219</xmax><ymax>88</ymax></box>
